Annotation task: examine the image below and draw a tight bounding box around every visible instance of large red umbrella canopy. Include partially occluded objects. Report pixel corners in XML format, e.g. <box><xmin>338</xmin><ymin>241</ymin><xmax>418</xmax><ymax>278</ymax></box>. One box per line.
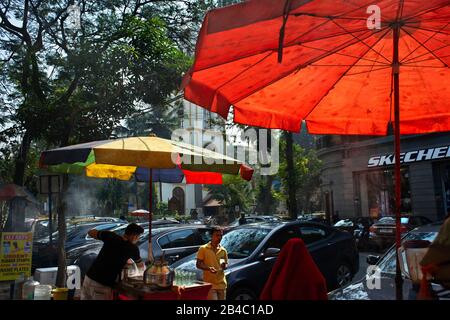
<box><xmin>183</xmin><ymin>0</ymin><xmax>450</xmax><ymax>300</ymax></box>
<box><xmin>183</xmin><ymin>0</ymin><xmax>449</xmax><ymax>134</ymax></box>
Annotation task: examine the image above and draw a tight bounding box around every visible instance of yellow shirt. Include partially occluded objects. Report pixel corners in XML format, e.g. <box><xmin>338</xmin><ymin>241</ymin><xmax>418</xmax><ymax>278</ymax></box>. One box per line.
<box><xmin>196</xmin><ymin>242</ymin><xmax>228</xmax><ymax>290</ymax></box>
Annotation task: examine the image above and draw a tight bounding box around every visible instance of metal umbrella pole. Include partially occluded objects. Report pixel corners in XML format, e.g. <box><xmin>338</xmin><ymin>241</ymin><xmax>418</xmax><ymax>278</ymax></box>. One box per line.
<box><xmin>393</xmin><ymin>23</ymin><xmax>404</xmax><ymax>301</ymax></box>
<box><xmin>148</xmin><ymin>168</ymin><xmax>153</xmax><ymax>263</ymax></box>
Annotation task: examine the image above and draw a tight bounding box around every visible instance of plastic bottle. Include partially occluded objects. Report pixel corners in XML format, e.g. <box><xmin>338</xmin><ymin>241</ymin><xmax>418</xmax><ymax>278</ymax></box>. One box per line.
<box><xmin>13</xmin><ymin>273</ymin><xmax>25</xmax><ymax>300</ymax></box>
<box><xmin>22</xmin><ymin>277</ymin><xmax>40</xmax><ymax>300</ymax></box>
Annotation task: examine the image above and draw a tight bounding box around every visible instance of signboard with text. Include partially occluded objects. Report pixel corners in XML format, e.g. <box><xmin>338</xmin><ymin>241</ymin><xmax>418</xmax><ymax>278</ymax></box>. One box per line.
<box><xmin>0</xmin><ymin>232</ymin><xmax>33</xmax><ymax>281</ymax></box>
<box><xmin>368</xmin><ymin>145</ymin><xmax>450</xmax><ymax>167</ymax></box>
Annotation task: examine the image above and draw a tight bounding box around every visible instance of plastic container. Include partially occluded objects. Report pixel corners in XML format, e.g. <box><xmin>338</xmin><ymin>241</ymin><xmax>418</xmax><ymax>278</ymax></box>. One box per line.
<box><xmin>13</xmin><ymin>273</ymin><xmax>26</xmax><ymax>300</ymax></box>
<box><xmin>22</xmin><ymin>277</ymin><xmax>40</xmax><ymax>300</ymax></box>
<box><xmin>0</xmin><ymin>282</ymin><xmax>11</xmax><ymax>300</ymax></box>
<box><xmin>398</xmin><ymin>240</ymin><xmax>431</xmax><ymax>283</ymax></box>
<box><xmin>52</xmin><ymin>288</ymin><xmax>69</xmax><ymax>300</ymax></box>
<box><xmin>34</xmin><ymin>284</ymin><xmax>52</xmax><ymax>300</ymax></box>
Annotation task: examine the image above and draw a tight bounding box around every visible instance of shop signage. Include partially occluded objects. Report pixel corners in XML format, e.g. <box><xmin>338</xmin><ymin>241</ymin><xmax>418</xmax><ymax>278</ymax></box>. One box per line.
<box><xmin>368</xmin><ymin>145</ymin><xmax>450</xmax><ymax>167</ymax></box>
<box><xmin>0</xmin><ymin>232</ymin><xmax>33</xmax><ymax>281</ymax></box>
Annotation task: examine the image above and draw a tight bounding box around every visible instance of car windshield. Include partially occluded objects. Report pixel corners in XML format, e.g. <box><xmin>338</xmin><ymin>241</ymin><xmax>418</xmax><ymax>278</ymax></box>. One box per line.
<box><xmin>220</xmin><ymin>228</ymin><xmax>270</xmax><ymax>259</ymax></box>
<box><xmin>377</xmin><ymin>231</ymin><xmax>438</xmax><ymax>275</ymax></box>
<box><xmin>334</xmin><ymin>220</ymin><xmax>353</xmax><ymax>227</ymax></box>
<box><xmin>378</xmin><ymin>217</ymin><xmax>395</xmax><ymax>224</ymax></box>
<box><xmin>401</xmin><ymin>217</ymin><xmax>409</xmax><ymax>224</ymax></box>
<box><xmin>137</xmin><ymin>228</ymin><xmax>169</xmax><ymax>244</ymax></box>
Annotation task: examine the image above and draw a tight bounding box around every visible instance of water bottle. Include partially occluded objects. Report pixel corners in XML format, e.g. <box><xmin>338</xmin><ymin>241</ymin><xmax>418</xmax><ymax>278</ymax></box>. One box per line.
<box><xmin>22</xmin><ymin>277</ymin><xmax>39</xmax><ymax>300</ymax></box>
<box><xmin>13</xmin><ymin>273</ymin><xmax>25</xmax><ymax>300</ymax></box>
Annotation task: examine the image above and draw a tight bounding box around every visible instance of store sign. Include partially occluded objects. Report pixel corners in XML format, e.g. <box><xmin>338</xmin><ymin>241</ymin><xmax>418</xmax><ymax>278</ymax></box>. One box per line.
<box><xmin>368</xmin><ymin>146</ymin><xmax>450</xmax><ymax>168</ymax></box>
<box><xmin>0</xmin><ymin>232</ymin><xmax>33</xmax><ymax>281</ymax></box>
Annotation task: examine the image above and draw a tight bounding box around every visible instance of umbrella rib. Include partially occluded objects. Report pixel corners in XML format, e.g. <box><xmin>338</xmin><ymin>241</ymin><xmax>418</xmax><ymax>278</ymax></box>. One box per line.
<box><xmin>402</xmin><ymin>44</ymin><xmax>450</xmax><ymax>64</ymax></box>
<box><xmin>404</xmin><ymin>25</ymin><xmax>450</xmax><ymax>37</ymax></box>
<box><xmin>329</xmin><ymin>18</ymin><xmax>392</xmax><ymax>63</ymax></box>
<box><xmin>403</xmin><ymin>53</ymin><xmax>450</xmax><ymax>65</ymax></box>
<box><xmin>303</xmin><ymin>28</ymin><xmax>392</xmax><ymax>122</ymax></box>
<box><xmin>214</xmin><ymin>51</ymin><xmax>273</xmax><ymax>92</ymax></box>
<box><xmin>400</xmin><ymin>22</ymin><xmax>450</xmax><ymax>63</ymax></box>
<box><xmin>222</xmin><ymin>31</ymin><xmax>381</xmax><ymax>107</ymax></box>
<box><xmin>401</xmin><ymin>64</ymin><xmax>448</xmax><ymax>68</ymax></box>
<box><xmin>396</xmin><ymin>0</ymin><xmax>406</xmax><ymax>20</ymax></box>
<box><xmin>345</xmin><ymin>66</ymin><xmax>392</xmax><ymax>76</ymax></box>
<box><xmin>232</xmin><ymin>31</ymin><xmax>375</xmax><ymax>103</ymax></box>
<box><xmin>403</xmin><ymin>2</ymin><xmax>450</xmax><ymax>23</ymax></box>
<box><xmin>137</xmin><ymin>137</ymin><xmax>151</xmax><ymax>151</ymax></box>
<box><xmin>291</xmin><ymin>0</ymin><xmax>382</xmax><ymax>23</ymax></box>
<box><xmin>401</xmin><ymin>26</ymin><xmax>449</xmax><ymax>67</ymax></box>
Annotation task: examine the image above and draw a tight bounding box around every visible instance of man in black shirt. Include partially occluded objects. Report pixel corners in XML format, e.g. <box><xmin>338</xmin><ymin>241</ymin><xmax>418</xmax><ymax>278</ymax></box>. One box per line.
<box><xmin>81</xmin><ymin>223</ymin><xmax>144</xmax><ymax>300</ymax></box>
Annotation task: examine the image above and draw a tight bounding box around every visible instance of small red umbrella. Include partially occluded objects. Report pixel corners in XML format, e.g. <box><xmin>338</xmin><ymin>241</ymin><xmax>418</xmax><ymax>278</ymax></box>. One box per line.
<box><xmin>183</xmin><ymin>0</ymin><xmax>450</xmax><ymax>299</ymax></box>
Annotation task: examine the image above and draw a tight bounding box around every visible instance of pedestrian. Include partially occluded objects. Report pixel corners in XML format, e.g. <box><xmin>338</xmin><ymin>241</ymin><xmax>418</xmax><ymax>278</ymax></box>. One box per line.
<box><xmin>260</xmin><ymin>238</ymin><xmax>328</xmax><ymax>300</ymax></box>
<box><xmin>238</xmin><ymin>213</ymin><xmax>247</xmax><ymax>225</ymax></box>
<box><xmin>196</xmin><ymin>226</ymin><xmax>228</xmax><ymax>300</ymax></box>
<box><xmin>81</xmin><ymin>223</ymin><xmax>145</xmax><ymax>300</ymax></box>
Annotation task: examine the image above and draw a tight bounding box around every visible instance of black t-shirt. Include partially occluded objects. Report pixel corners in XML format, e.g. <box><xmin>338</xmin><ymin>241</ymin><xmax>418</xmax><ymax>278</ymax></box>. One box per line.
<box><xmin>86</xmin><ymin>231</ymin><xmax>142</xmax><ymax>287</ymax></box>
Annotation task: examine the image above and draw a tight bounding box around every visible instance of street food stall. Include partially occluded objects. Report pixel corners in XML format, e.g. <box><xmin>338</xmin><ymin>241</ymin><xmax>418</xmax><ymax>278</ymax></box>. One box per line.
<box><xmin>114</xmin><ymin>278</ymin><xmax>212</xmax><ymax>300</ymax></box>
<box><xmin>39</xmin><ymin>135</ymin><xmax>254</xmax><ymax>299</ymax></box>
<box><xmin>112</xmin><ymin>254</ymin><xmax>211</xmax><ymax>300</ymax></box>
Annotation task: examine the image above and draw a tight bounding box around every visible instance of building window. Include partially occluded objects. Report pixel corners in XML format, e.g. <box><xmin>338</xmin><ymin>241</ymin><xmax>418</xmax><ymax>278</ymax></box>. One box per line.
<box><xmin>366</xmin><ymin>167</ymin><xmax>412</xmax><ymax>218</ymax></box>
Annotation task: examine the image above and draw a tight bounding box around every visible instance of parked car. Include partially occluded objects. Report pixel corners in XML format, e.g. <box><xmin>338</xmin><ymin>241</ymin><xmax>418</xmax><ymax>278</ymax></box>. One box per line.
<box><xmin>369</xmin><ymin>215</ymin><xmax>433</xmax><ymax>250</ymax></box>
<box><xmin>73</xmin><ymin>224</ymin><xmax>212</xmax><ymax>279</ymax></box>
<box><xmin>32</xmin><ymin>222</ymin><xmax>125</xmax><ymax>270</ymax></box>
<box><xmin>172</xmin><ymin>220</ymin><xmax>359</xmax><ymax>300</ymax></box>
<box><xmin>334</xmin><ymin>217</ymin><xmax>375</xmax><ymax>250</ymax></box>
<box><xmin>228</xmin><ymin>215</ymin><xmax>281</xmax><ymax>227</ymax></box>
<box><xmin>329</xmin><ymin>222</ymin><xmax>450</xmax><ymax>300</ymax></box>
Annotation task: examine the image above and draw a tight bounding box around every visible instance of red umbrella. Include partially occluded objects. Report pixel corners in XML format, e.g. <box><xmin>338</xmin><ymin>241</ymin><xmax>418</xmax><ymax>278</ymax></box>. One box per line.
<box><xmin>183</xmin><ymin>0</ymin><xmax>450</xmax><ymax>299</ymax></box>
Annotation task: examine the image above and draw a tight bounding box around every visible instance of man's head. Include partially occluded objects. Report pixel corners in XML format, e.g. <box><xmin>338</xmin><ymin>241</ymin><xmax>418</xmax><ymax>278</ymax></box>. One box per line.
<box><xmin>124</xmin><ymin>223</ymin><xmax>144</xmax><ymax>244</ymax></box>
<box><xmin>210</xmin><ymin>226</ymin><xmax>223</xmax><ymax>246</ymax></box>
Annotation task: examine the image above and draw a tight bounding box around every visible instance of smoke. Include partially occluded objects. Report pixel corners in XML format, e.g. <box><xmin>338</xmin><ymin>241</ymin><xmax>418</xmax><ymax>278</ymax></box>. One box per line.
<box><xmin>63</xmin><ymin>175</ymin><xmax>102</xmax><ymax>217</ymax></box>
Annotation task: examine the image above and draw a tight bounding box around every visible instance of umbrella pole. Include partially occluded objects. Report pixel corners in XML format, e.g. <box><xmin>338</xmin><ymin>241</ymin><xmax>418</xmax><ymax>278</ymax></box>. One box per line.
<box><xmin>393</xmin><ymin>24</ymin><xmax>403</xmax><ymax>301</ymax></box>
<box><xmin>148</xmin><ymin>168</ymin><xmax>153</xmax><ymax>263</ymax></box>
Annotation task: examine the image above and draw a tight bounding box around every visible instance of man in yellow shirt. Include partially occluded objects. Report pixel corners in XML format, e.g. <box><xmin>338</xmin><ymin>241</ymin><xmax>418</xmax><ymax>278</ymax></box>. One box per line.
<box><xmin>196</xmin><ymin>226</ymin><xmax>228</xmax><ymax>300</ymax></box>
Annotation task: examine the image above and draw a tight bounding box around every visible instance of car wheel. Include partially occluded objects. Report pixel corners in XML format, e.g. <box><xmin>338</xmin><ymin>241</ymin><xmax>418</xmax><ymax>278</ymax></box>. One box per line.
<box><xmin>336</xmin><ymin>262</ymin><xmax>353</xmax><ymax>288</ymax></box>
<box><xmin>229</xmin><ymin>287</ymin><xmax>257</xmax><ymax>300</ymax></box>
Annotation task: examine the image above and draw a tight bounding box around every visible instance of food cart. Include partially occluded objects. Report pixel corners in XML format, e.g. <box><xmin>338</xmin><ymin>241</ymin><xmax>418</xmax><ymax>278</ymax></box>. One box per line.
<box><xmin>113</xmin><ymin>277</ymin><xmax>212</xmax><ymax>300</ymax></box>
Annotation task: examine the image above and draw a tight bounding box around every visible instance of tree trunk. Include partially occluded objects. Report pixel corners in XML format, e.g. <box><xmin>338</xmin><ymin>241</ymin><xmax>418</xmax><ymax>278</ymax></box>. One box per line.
<box><xmin>55</xmin><ymin>174</ymin><xmax>69</xmax><ymax>288</ymax></box>
<box><xmin>285</xmin><ymin>132</ymin><xmax>298</xmax><ymax>220</ymax></box>
<box><xmin>6</xmin><ymin>130</ymin><xmax>31</xmax><ymax>230</ymax></box>
<box><xmin>13</xmin><ymin>130</ymin><xmax>32</xmax><ymax>186</ymax></box>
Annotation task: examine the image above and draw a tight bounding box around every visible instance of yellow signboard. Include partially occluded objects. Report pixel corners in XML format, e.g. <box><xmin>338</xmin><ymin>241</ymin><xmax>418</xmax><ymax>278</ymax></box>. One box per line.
<box><xmin>0</xmin><ymin>232</ymin><xmax>33</xmax><ymax>281</ymax></box>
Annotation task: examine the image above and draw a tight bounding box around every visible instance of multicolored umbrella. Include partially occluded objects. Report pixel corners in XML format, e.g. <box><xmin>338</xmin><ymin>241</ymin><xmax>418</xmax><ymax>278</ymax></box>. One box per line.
<box><xmin>182</xmin><ymin>0</ymin><xmax>449</xmax><ymax>299</ymax></box>
<box><xmin>39</xmin><ymin>136</ymin><xmax>254</xmax><ymax>260</ymax></box>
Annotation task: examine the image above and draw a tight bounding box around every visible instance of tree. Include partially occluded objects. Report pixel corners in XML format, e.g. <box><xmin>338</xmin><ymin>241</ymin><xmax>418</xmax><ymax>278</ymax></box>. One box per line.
<box><xmin>0</xmin><ymin>0</ymin><xmax>200</xmax><ymax>288</ymax></box>
<box><xmin>284</xmin><ymin>131</ymin><xmax>298</xmax><ymax>219</ymax></box>
<box><xmin>0</xmin><ymin>1</ymin><xmax>192</xmax><ymax>187</ymax></box>
<box><xmin>278</xmin><ymin>138</ymin><xmax>322</xmax><ymax>216</ymax></box>
<box><xmin>207</xmin><ymin>175</ymin><xmax>254</xmax><ymax>214</ymax></box>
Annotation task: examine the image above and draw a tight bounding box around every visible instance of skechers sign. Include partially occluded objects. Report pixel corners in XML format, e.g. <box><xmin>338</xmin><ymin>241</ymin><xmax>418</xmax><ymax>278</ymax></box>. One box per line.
<box><xmin>368</xmin><ymin>146</ymin><xmax>450</xmax><ymax>168</ymax></box>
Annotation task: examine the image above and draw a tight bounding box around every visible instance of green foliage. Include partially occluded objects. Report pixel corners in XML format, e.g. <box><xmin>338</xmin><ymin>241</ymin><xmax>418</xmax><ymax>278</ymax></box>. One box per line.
<box><xmin>0</xmin><ymin>1</ymin><xmax>197</xmax><ymax>187</ymax></box>
<box><xmin>207</xmin><ymin>175</ymin><xmax>255</xmax><ymax>214</ymax></box>
<box><xmin>278</xmin><ymin>138</ymin><xmax>323</xmax><ymax>214</ymax></box>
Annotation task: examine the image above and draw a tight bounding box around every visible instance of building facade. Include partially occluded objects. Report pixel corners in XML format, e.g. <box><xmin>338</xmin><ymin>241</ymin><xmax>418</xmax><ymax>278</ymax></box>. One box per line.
<box><xmin>317</xmin><ymin>132</ymin><xmax>450</xmax><ymax>222</ymax></box>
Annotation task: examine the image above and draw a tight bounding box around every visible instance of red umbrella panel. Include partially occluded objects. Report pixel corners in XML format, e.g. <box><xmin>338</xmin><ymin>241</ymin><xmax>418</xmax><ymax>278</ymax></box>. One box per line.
<box><xmin>183</xmin><ymin>0</ymin><xmax>450</xmax><ymax>299</ymax></box>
